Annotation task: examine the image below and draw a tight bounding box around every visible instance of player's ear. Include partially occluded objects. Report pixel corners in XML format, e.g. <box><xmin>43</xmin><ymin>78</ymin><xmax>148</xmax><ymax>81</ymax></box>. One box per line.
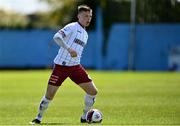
<box><xmin>77</xmin><ymin>13</ymin><xmax>80</xmax><ymax>19</ymax></box>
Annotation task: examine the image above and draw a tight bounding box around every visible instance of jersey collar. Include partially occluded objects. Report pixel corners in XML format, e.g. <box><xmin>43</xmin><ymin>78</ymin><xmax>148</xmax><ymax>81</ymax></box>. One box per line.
<box><xmin>78</xmin><ymin>22</ymin><xmax>85</xmax><ymax>29</ymax></box>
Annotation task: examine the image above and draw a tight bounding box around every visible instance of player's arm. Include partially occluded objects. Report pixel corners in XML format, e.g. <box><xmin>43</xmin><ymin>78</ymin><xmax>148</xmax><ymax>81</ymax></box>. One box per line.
<box><xmin>53</xmin><ymin>32</ymin><xmax>69</xmax><ymax>50</ymax></box>
<box><xmin>53</xmin><ymin>31</ymin><xmax>77</xmax><ymax>57</ymax></box>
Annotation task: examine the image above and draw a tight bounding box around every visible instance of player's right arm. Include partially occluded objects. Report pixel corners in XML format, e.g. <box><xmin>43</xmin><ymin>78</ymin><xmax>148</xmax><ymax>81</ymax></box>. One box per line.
<box><xmin>53</xmin><ymin>32</ymin><xmax>70</xmax><ymax>50</ymax></box>
<box><xmin>53</xmin><ymin>24</ymin><xmax>77</xmax><ymax>57</ymax></box>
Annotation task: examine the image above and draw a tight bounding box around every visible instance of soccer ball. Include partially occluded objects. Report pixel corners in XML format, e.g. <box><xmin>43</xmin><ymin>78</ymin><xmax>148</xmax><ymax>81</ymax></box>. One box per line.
<box><xmin>86</xmin><ymin>109</ymin><xmax>103</xmax><ymax>123</ymax></box>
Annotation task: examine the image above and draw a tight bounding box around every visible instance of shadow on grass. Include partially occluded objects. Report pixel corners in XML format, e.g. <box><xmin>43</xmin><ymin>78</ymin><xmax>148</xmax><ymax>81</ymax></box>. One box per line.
<box><xmin>41</xmin><ymin>122</ymin><xmax>69</xmax><ymax>125</ymax></box>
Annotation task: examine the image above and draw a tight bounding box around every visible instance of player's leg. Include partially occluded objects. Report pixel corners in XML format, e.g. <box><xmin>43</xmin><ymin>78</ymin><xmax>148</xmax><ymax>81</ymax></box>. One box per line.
<box><xmin>79</xmin><ymin>82</ymin><xmax>98</xmax><ymax>122</ymax></box>
<box><xmin>30</xmin><ymin>85</ymin><xmax>60</xmax><ymax>125</ymax></box>
<box><xmin>30</xmin><ymin>64</ymin><xmax>68</xmax><ymax>124</ymax></box>
<box><xmin>79</xmin><ymin>81</ymin><xmax>97</xmax><ymax>95</ymax></box>
<box><xmin>69</xmin><ymin>65</ymin><xmax>98</xmax><ymax>122</ymax></box>
<box><xmin>36</xmin><ymin>85</ymin><xmax>59</xmax><ymax>120</ymax></box>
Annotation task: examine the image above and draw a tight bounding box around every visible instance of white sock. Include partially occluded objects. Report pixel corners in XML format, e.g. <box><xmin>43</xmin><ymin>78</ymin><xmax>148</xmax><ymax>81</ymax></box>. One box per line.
<box><xmin>36</xmin><ymin>96</ymin><xmax>51</xmax><ymax>121</ymax></box>
<box><xmin>82</xmin><ymin>94</ymin><xmax>96</xmax><ymax>119</ymax></box>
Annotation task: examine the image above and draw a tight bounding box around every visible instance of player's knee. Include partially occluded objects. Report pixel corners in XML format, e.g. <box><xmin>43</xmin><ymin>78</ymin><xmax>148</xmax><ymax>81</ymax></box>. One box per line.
<box><xmin>89</xmin><ymin>88</ymin><xmax>98</xmax><ymax>96</ymax></box>
<box><xmin>94</xmin><ymin>88</ymin><xmax>98</xmax><ymax>95</ymax></box>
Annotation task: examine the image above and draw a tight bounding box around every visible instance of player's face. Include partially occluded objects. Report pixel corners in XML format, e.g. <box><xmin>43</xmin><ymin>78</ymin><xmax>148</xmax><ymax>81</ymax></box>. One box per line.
<box><xmin>78</xmin><ymin>11</ymin><xmax>92</xmax><ymax>27</ymax></box>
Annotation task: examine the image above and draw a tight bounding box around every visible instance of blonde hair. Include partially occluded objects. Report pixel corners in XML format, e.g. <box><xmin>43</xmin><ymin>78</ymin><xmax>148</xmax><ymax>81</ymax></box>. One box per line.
<box><xmin>78</xmin><ymin>5</ymin><xmax>92</xmax><ymax>14</ymax></box>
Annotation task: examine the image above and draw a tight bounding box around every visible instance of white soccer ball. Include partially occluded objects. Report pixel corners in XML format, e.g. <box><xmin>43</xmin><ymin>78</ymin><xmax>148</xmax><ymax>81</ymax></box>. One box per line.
<box><xmin>86</xmin><ymin>109</ymin><xmax>103</xmax><ymax>123</ymax></box>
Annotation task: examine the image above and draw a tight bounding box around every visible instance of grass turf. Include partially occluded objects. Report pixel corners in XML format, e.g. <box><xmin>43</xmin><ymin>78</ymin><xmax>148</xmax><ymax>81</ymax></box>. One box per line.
<box><xmin>0</xmin><ymin>70</ymin><xmax>180</xmax><ymax>125</ymax></box>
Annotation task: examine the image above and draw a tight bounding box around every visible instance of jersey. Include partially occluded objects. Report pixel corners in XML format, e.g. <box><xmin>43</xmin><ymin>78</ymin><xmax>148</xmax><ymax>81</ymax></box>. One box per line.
<box><xmin>54</xmin><ymin>22</ymin><xmax>88</xmax><ymax>66</ymax></box>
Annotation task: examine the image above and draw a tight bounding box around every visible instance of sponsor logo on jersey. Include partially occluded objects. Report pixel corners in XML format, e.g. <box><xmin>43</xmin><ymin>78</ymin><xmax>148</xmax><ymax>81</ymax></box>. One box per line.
<box><xmin>74</xmin><ymin>38</ymin><xmax>85</xmax><ymax>47</ymax></box>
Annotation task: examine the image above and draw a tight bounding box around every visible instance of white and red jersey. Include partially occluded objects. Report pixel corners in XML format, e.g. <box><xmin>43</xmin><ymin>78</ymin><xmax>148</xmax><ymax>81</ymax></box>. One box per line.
<box><xmin>54</xmin><ymin>22</ymin><xmax>88</xmax><ymax>66</ymax></box>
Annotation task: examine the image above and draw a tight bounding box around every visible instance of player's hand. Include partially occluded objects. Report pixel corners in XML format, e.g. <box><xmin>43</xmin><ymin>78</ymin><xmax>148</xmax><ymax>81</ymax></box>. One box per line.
<box><xmin>67</xmin><ymin>48</ymin><xmax>77</xmax><ymax>57</ymax></box>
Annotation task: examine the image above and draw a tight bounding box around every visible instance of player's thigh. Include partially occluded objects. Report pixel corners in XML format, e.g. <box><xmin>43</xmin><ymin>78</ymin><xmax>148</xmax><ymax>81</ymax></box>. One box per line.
<box><xmin>48</xmin><ymin>64</ymin><xmax>68</xmax><ymax>86</ymax></box>
<box><xmin>69</xmin><ymin>65</ymin><xmax>92</xmax><ymax>85</ymax></box>
<box><xmin>46</xmin><ymin>64</ymin><xmax>68</xmax><ymax>100</ymax></box>
<box><xmin>69</xmin><ymin>65</ymin><xmax>98</xmax><ymax>95</ymax></box>
<box><xmin>79</xmin><ymin>81</ymin><xmax>98</xmax><ymax>95</ymax></box>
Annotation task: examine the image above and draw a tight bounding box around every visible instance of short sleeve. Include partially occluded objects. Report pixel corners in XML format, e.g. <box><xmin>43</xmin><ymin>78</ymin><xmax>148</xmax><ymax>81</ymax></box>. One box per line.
<box><xmin>58</xmin><ymin>24</ymin><xmax>74</xmax><ymax>38</ymax></box>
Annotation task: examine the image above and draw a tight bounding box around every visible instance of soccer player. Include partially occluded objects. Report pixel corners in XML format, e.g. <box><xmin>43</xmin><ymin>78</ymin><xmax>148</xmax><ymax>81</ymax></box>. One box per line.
<box><xmin>30</xmin><ymin>5</ymin><xmax>98</xmax><ymax>125</ymax></box>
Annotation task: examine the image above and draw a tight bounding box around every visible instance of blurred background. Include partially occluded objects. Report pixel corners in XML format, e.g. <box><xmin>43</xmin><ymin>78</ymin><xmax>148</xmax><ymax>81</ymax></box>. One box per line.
<box><xmin>0</xmin><ymin>0</ymin><xmax>180</xmax><ymax>71</ymax></box>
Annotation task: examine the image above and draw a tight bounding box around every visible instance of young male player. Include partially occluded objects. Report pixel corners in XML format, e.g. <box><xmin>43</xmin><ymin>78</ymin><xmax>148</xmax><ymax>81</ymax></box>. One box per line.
<box><xmin>30</xmin><ymin>5</ymin><xmax>98</xmax><ymax>124</ymax></box>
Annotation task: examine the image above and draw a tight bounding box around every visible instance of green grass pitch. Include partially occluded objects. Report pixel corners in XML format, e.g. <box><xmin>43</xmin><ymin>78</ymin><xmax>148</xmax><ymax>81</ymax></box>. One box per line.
<box><xmin>0</xmin><ymin>70</ymin><xmax>180</xmax><ymax>126</ymax></box>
